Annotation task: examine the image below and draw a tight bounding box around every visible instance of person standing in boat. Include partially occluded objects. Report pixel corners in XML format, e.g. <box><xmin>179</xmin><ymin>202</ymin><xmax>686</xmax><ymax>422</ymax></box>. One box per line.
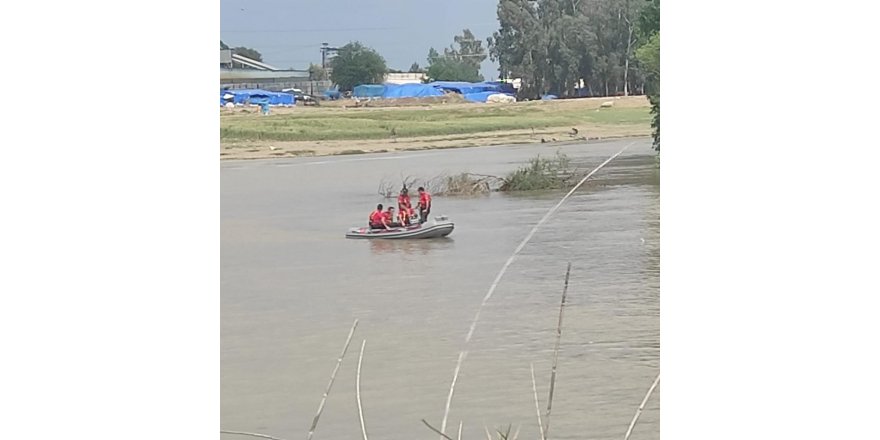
<box><xmin>417</xmin><ymin>186</ymin><xmax>432</xmax><ymax>223</ymax></box>
<box><xmin>369</xmin><ymin>203</ymin><xmax>390</xmax><ymax>230</ymax></box>
<box><xmin>397</xmin><ymin>186</ymin><xmax>413</xmax><ymax>225</ymax></box>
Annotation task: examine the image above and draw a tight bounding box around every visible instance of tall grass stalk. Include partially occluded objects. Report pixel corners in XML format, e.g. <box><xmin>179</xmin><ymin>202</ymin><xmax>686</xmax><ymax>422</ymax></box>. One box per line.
<box><xmin>307</xmin><ymin>319</ymin><xmax>359</xmax><ymax>440</ymax></box>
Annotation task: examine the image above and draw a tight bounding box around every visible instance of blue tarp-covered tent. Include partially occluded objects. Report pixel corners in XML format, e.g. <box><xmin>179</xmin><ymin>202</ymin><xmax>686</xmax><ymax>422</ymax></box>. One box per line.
<box><xmin>428</xmin><ymin>81</ymin><xmax>500</xmax><ymax>95</ymax></box>
<box><xmin>352</xmin><ymin>84</ymin><xmax>386</xmax><ymax>98</ymax></box>
<box><xmin>221</xmin><ymin>89</ymin><xmax>295</xmax><ymax>105</ymax></box>
<box><xmin>353</xmin><ymin>83</ymin><xmax>446</xmax><ymax>99</ymax></box>
<box><xmin>383</xmin><ymin>83</ymin><xmax>445</xmax><ymax>98</ymax></box>
<box><xmin>351</xmin><ymin>81</ymin><xmax>513</xmax><ymax>102</ymax></box>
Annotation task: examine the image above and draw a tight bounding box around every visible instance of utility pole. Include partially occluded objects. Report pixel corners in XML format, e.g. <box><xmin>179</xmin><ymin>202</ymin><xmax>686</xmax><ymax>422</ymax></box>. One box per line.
<box><xmin>320</xmin><ymin>42</ymin><xmax>339</xmax><ymax>69</ymax></box>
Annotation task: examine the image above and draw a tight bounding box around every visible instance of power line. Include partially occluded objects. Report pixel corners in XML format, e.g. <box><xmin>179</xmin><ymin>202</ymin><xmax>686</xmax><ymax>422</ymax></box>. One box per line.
<box><xmin>221</xmin><ymin>26</ymin><xmax>409</xmax><ymax>34</ymax></box>
<box><xmin>220</xmin><ymin>21</ymin><xmax>500</xmax><ymax>34</ymax></box>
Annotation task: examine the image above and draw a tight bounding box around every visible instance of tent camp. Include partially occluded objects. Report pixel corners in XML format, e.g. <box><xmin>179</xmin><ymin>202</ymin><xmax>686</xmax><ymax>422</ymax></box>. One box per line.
<box><xmin>428</xmin><ymin>81</ymin><xmax>515</xmax><ymax>102</ymax></box>
<box><xmin>349</xmin><ymin>81</ymin><xmax>514</xmax><ymax>102</ymax></box>
<box><xmin>220</xmin><ymin>89</ymin><xmax>295</xmax><ymax>106</ymax></box>
<box><xmin>428</xmin><ymin>81</ymin><xmax>498</xmax><ymax>95</ymax></box>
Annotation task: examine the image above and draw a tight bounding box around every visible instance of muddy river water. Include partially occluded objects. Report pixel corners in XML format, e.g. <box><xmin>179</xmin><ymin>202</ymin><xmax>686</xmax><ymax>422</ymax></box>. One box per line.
<box><xmin>221</xmin><ymin>138</ymin><xmax>659</xmax><ymax>440</ymax></box>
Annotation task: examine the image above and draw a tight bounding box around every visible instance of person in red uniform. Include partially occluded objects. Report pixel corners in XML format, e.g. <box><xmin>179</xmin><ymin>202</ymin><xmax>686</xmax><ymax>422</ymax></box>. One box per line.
<box><xmin>369</xmin><ymin>203</ymin><xmax>390</xmax><ymax>230</ymax></box>
<box><xmin>417</xmin><ymin>186</ymin><xmax>432</xmax><ymax>224</ymax></box>
<box><xmin>397</xmin><ymin>186</ymin><xmax>413</xmax><ymax>225</ymax></box>
<box><xmin>397</xmin><ymin>206</ymin><xmax>410</xmax><ymax>226</ymax></box>
<box><xmin>384</xmin><ymin>206</ymin><xmax>400</xmax><ymax>227</ymax></box>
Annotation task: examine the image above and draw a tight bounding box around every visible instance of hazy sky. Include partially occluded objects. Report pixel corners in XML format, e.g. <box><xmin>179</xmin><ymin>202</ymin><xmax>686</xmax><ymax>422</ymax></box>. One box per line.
<box><xmin>220</xmin><ymin>0</ymin><xmax>501</xmax><ymax>80</ymax></box>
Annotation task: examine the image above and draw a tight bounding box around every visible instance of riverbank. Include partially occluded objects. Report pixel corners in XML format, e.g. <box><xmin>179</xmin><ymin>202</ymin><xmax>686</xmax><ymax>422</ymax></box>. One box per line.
<box><xmin>220</xmin><ymin>95</ymin><xmax>651</xmax><ymax>160</ymax></box>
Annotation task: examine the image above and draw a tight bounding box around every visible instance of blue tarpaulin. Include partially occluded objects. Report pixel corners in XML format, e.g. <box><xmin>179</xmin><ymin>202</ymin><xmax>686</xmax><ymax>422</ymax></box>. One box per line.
<box><xmin>323</xmin><ymin>88</ymin><xmax>342</xmax><ymax>100</ymax></box>
<box><xmin>352</xmin><ymin>84</ymin><xmax>386</xmax><ymax>98</ymax></box>
<box><xmin>221</xmin><ymin>89</ymin><xmax>295</xmax><ymax>105</ymax></box>
<box><xmin>429</xmin><ymin>81</ymin><xmax>496</xmax><ymax>95</ymax></box>
<box><xmin>350</xmin><ymin>81</ymin><xmax>514</xmax><ymax>102</ymax></box>
<box><xmin>383</xmin><ymin>83</ymin><xmax>445</xmax><ymax>98</ymax></box>
<box><xmin>354</xmin><ymin>83</ymin><xmax>446</xmax><ymax>99</ymax></box>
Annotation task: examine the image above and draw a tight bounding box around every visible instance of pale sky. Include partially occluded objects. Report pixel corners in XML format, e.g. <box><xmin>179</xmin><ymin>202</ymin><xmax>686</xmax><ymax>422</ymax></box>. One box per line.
<box><xmin>220</xmin><ymin>0</ymin><xmax>501</xmax><ymax>80</ymax></box>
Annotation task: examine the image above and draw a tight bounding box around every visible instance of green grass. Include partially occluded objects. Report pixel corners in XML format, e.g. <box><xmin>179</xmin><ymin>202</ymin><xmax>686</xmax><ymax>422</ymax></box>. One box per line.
<box><xmin>220</xmin><ymin>102</ymin><xmax>651</xmax><ymax>142</ymax></box>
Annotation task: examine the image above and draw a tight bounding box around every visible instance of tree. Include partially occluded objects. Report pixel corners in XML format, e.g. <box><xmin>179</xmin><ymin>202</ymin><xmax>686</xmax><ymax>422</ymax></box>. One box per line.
<box><xmin>426</xmin><ymin>29</ymin><xmax>487</xmax><ymax>82</ymax></box>
<box><xmin>409</xmin><ymin>62</ymin><xmax>423</xmax><ymax>73</ymax></box>
<box><xmin>329</xmin><ymin>41</ymin><xmax>388</xmax><ymax>91</ymax></box>
<box><xmin>489</xmin><ymin>0</ymin><xmax>587</xmax><ymax>98</ymax></box>
<box><xmin>220</xmin><ymin>40</ymin><xmax>229</xmax><ymax>50</ymax></box>
<box><xmin>487</xmin><ymin>0</ymin><xmax>647</xmax><ymax>99</ymax></box>
<box><xmin>635</xmin><ymin>0</ymin><xmax>660</xmax><ymax>150</ymax></box>
<box><xmin>308</xmin><ymin>63</ymin><xmax>328</xmax><ymax>81</ymax></box>
<box><xmin>446</xmin><ymin>29</ymin><xmax>487</xmax><ymax>70</ymax></box>
<box><xmin>426</xmin><ymin>56</ymin><xmax>483</xmax><ymax>82</ymax></box>
<box><xmin>638</xmin><ymin>0</ymin><xmax>660</xmax><ymax>41</ymax></box>
<box><xmin>233</xmin><ymin>46</ymin><xmax>262</xmax><ymax>62</ymax></box>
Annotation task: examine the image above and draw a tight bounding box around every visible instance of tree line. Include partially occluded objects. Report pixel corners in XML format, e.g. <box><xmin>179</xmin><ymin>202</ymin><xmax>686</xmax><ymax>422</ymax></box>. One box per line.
<box><xmin>222</xmin><ymin>0</ymin><xmax>659</xmax><ymax>147</ymax></box>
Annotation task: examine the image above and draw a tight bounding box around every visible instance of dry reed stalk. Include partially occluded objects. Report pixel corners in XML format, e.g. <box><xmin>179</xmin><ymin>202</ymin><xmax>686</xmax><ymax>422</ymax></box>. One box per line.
<box><xmin>307</xmin><ymin>319</ymin><xmax>359</xmax><ymax>440</ymax></box>
<box><xmin>623</xmin><ymin>373</ymin><xmax>660</xmax><ymax>440</ymax></box>
<box><xmin>544</xmin><ymin>263</ymin><xmax>571</xmax><ymax>439</ymax></box>
<box><xmin>530</xmin><ymin>363</ymin><xmax>546</xmax><ymax>440</ymax></box>
<box><xmin>511</xmin><ymin>424</ymin><xmax>521</xmax><ymax>440</ymax></box>
<box><xmin>422</xmin><ymin>419</ymin><xmax>456</xmax><ymax>440</ymax></box>
<box><xmin>457</xmin><ymin>421</ymin><xmax>463</xmax><ymax>440</ymax></box>
<box><xmin>484</xmin><ymin>426</ymin><xmax>492</xmax><ymax>440</ymax></box>
<box><xmin>221</xmin><ymin>430</ymin><xmax>288</xmax><ymax>440</ymax></box>
<box><xmin>356</xmin><ymin>339</ymin><xmax>369</xmax><ymax>440</ymax></box>
<box><xmin>440</xmin><ymin>142</ymin><xmax>633</xmax><ymax>434</ymax></box>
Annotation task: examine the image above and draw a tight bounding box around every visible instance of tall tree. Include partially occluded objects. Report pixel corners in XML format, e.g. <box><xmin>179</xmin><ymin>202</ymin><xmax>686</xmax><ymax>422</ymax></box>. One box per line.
<box><xmin>635</xmin><ymin>0</ymin><xmax>659</xmax><ymax>150</ymax></box>
<box><xmin>619</xmin><ymin>0</ymin><xmax>641</xmax><ymax>96</ymax></box>
<box><xmin>488</xmin><ymin>0</ymin><xmax>545</xmax><ymax>98</ymax></box>
<box><xmin>489</xmin><ymin>0</ymin><xmax>595</xmax><ymax>98</ymax></box>
<box><xmin>446</xmin><ymin>29</ymin><xmax>488</xmax><ymax>70</ymax></box>
<box><xmin>308</xmin><ymin>63</ymin><xmax>328</xmax><ymax>81</ymax></box>
<box><xmin>638</xmin><ymin>0</ymin><xmax>660</xmax><ymax>40</ymax></box>
<box><xmin>488</xmin><ymin>0</ymin><xmax>647</xmax><ymax>98</ymax></box>
<box><xmin>426</xmin><ymin>54</ymin><xmax>483</xmax><ymax>82</ymax></box>
<box><xmin>409</xmin><ymin>62</ymin><xmax>423</xmax><ymax>73</ymax></box>
<box><xmin>427</xmin><ymin>29</ymin><xmax>487</xmax><ymax>82</ymax></box>
<box><xmin>329</xmin><ymin>41</ymin><xmax>388</xmax><ymax>91</ymax></box>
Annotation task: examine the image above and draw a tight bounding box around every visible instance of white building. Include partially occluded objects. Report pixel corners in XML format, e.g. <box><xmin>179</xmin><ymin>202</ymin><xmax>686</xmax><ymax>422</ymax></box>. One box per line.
<box><xmin>384</xmin><ymin>72</ymin><xmax>427</xmax><ymax>84</ymax></box>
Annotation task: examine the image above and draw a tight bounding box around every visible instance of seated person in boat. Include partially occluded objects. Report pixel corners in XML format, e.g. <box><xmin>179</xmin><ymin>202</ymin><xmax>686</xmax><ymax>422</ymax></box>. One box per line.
<box><xmin>369</xmin><ymin>204</ymin><xmax>391</xmax><ymax>230</ymax></box>
<box><xmin>397</xmin><ymin>205</ymin><xmax>411</xmax><ymax>226</ymax></box>
<box><xmin>397</xmin><ymin>186</ymin><xmax>414</xmax><ymax>225</ymax></box>
<box><xmin>417</xmin><ymin>186</ymin><xmax>432</xmax><ymax>223</ymax></box>
<box><xmin>384</xmin><ymin>206</ymin><xmax>402</xmax><ymax>228</ymax></box>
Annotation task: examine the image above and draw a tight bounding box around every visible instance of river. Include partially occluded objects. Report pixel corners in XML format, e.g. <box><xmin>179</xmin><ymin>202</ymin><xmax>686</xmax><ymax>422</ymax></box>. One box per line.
<box><xmin>221</xmin><ymin>137</ymin><xmax>660</xmax><ymax>440</ymax></box>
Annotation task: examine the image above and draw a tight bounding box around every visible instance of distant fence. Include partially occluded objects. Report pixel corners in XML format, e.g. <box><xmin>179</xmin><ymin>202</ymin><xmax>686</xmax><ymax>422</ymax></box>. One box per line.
<box><xmin>220</xmin><ymin>79</ymin><xmax>333</xmax><ymax>94</ymax></box>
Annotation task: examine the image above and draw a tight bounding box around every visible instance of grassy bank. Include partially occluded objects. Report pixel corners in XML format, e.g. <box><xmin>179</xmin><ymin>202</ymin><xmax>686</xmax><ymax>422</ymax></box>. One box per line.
<box><xmin>220</xmin><ymin>96</ymin><xmax>652</xmax><ymax>160</ymax></box>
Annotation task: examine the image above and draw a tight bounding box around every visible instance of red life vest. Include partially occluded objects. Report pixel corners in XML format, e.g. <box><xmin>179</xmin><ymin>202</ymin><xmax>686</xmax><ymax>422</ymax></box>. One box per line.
<box><xmin>369</xmin><ymin>210</ymin><xmax>385</xmax><ymax>224</ymax></box>
<box><xmin>419</xmin><ymin>191</ymin><xmax>432</xmax><ymax>208</ymax></box>
<box><xmin>398</xmin><ymin>194</ymin><xmax>411</xmax><ymax>210</ymax></box>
